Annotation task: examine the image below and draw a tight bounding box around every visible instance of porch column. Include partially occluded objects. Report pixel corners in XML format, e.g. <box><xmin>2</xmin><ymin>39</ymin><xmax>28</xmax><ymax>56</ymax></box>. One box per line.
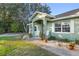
<box><xmin>32</xmin><ymin>22</ymin><xmax>34</xmax><ymax>36</ymax></box>
<box><xmin>43</xmin><ymin>18</ymin><xmax>47</xmax><ymax>39</ymax></box>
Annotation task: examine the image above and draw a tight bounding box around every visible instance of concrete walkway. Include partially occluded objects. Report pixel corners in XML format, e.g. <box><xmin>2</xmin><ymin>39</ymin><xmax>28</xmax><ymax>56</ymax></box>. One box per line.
<box><xmin>0</xmin><ymin>33</ymin><xmax>23</xmax><ymax>37</ymax></box>
<box><xmin>31</xmin><ymin>40</ymin><xmax>79</xmax><ymax>56</ymax></box>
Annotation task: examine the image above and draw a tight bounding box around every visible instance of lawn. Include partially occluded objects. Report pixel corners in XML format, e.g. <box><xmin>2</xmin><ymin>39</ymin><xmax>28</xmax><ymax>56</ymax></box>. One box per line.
<box><xmin>0</xmin><ymin>36</ymin><xmax>57</xmax><ymax>56</ymax></box>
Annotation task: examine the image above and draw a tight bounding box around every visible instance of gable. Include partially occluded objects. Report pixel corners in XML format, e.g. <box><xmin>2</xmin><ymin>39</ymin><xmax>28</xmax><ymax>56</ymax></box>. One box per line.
<box><xmin>31</xmin><ymin>13</ymin><xmax>46</xmax><ymax>22</ymax></box>
<box><xmin>29</xmin><ymin>11</ymin><xmax>55</xmax><ymax>22</ymax></box>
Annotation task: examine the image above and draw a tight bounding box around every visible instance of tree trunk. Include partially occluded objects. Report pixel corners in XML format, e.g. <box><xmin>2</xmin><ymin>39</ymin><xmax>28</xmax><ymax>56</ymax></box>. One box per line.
<box><xmin>22</xmin><ymin>22</ymin><xmax>27</xmax><ymax>33</ymax></box>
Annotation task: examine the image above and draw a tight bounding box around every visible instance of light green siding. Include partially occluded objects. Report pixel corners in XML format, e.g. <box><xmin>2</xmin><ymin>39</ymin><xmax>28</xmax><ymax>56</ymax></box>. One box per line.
<box><xmin>51</xmin><ymin>33</ymin><xmax>79</xmax><ymax>40</ymax></box>
<box><xmin>74</xmin><ymin>17</ymin><xmax>79</xmax><ymax>33</ymax></box>
<box><xmin>46</xmin><ymin>22</ymin><xmax>52</xmax><ymax>35</ymax></box>
<box><xmin>49</xmin><ymin>17</ymin><xmax>79</xmax><ymax>40</ymax></box>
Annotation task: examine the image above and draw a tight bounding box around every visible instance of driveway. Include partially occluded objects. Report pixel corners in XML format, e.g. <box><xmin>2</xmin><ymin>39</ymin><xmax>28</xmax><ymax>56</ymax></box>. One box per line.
<box><xmin>0</xmin><ymin>33</ymin><xmax>23</xmax><ymax>37</ymax></box>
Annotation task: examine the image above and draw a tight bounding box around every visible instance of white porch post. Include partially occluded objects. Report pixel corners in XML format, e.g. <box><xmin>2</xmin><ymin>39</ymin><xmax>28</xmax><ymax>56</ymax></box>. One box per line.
<box><xmin>43</xmin><ymin>18</ymin><xmax>47</xmax><ymax>39</ymax></box>
<box><xmin>32</xmin><ymin>22</ymin><xmax>34</xmax><ymax>36</ymax></box>
<box><xmin>27</xmin><ymin>24</ymin><xmax>31</xmax><ymax>34</ymax></box>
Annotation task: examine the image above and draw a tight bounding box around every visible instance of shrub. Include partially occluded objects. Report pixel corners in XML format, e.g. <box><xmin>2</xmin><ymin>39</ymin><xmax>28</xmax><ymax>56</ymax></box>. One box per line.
<box><xmin>48</xmin><ymin>30</ymin><xmax>57</xmax><ymax>40</ymax></box>
<box><xmin>75</xmin><ymin>39</ymin><xmax>79</xmax><ymax>45</ymax></box>
<box><xmin>29</xmin><ymin>33</ymin><xmax>32</xmax><ymax>38</ymax></box>
<box><xmin>0</xmin><ymin>28</ymin><xmax>5</xmax><ymax>34</ymax></box>
<box><xmin>48</xmin><ymin>36</ymin><xmax>57</xmax><ymax>40</ymax></box>
<box><xmin>11</xmin><ymin>22</ymin><xmax>19</xmax><ymax>33</ymax></box>
<box><xmin>68</xmin><ymin>42</ymin><xmax>75</xmax><ymax>50</ymax></box>
<box><xmin>48</xmin><ymin>35</ymin><xmax>71</xmax><ymax>43</ymax></box>
<box><xmin>48</xmin><ymin>32</ymin><xmax>72</xmax><ymax>43</ymax></box>
<box><xmin>57</xmin><ymin>38</ymin><xmax>63</xmax><ymax>42</ymax></box>
<box><xmin>62</xmin><ymin>38</ymin><xmax>71</xmax><ymax>42</ymax></box>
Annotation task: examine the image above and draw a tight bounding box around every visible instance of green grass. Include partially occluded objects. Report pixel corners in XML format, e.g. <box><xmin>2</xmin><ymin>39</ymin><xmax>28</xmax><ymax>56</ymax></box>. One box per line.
<box><xmin>0</xmin><ymin>35</ymin><xmax>21</xmax><ymax>40</ymax></box>
<box><xmin>0</xmin><ymin>36</ymin><xmax>57</xmax><ymax>56</ymax></box>
<box><xmin>0</xmin><ymin>36</ymin><xmax>15</xmax><ymax>40</ymax></box>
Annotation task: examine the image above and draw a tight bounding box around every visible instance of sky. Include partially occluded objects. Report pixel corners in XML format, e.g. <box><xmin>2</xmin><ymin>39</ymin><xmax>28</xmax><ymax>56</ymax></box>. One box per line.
<box><xmin>47</xmin><ymin>3</ymin><xmax>79</xmax><ymax>15</ymax></box>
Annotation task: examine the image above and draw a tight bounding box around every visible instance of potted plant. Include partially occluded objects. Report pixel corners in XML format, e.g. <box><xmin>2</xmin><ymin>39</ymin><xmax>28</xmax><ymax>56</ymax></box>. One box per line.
<box><xmin>58</xmin><ymin>42</ymin><xmax>62</xmax><ymax>47</ymax></box>
<box><xmin>68</xmin><ymin>42</ymin><xmax>75</xmax><ymax>50</ymax></box>
<box><xmin>44</xmin><ymin>38</ymin><xmax>48</xmax><ymax>43</ymax></box>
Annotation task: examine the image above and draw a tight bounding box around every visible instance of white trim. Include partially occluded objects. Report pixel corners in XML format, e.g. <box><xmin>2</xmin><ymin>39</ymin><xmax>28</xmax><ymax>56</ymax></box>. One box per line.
<box><xmin>52</xmin><ymin>23</ymin><xmax>54</xmax><ymax>32</ymax></box>
<box><xmin>52</xmin><ymin>21</ymin><xmax>72</xmax><ymax>33</ymax></box>
<box><xmin>29</xmin><ymin>11</ymin><xmax>55</xmax><ymax>22</ymax></box>
<box><xmin>70</xmin><ymin>19</ymin><xmax>74</xmax><ymax>33</ymax></box>
<box><xmin>31</xmin><ymin>22</ymin><xmax>34</xmax><ymax>35</ymax></box>
<box><xmin>50</xmin><ymin>15</ymin><xmax>79</xmax><ymax>22</ymax></box>
<box><xmin>27</xmin><ymin>23</ymin><xmax>32</xmax><ymax>25</ymax></box>
<box><xmin>53</xmin><ymin>31</ymin><xmax>71</xmax><ymax>34</ymax></box>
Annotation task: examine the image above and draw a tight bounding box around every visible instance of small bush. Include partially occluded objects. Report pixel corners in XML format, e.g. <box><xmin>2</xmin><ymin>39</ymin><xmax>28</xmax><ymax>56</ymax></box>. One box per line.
<box><xmin>62</xmin><ymin>38</ymin><xmax>71</xmax><ymax>42</ymax></box>
<box><xmin>75</xmin><ymin>39</ymin><xmax>79</xmax><ymax>45</ymax></box>
<box><xmin>29</xmin><ymin>33</ymin><xmax>32</xmax><ymax>38</ymax></box>
<box><xmin>57</xmin><ymin>38</ymin><xmax>63</xmax><ymax>42</ymax></box>
<box><xmin>48</xmin><ymin>35</ymin><xmax>71</xmax><ymax>43</ymax></box>
<box><xmin>11</xmin><ymin>22</ymin><xmax>19</xmax><ymax>33</ymax></box>
<box><xmin>0</xmin><ymin>28</ymin><xmax>5</xmax><ymax>34</ymax></box>
<box><xmin>48</xmin><ymin>36</ymin><xmax>57</xmax><ymax>40</ymax></box>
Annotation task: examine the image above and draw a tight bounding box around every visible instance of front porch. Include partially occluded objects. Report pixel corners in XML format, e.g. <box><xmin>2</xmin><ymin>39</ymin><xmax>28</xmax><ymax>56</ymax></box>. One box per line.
<box><xmin>28</xmin><ymin>12</ymin><xmax>55</xmax><ymax>39</ymax></box>
<box><xmin>29</xmin><ymin>19</ymin><xmax>53</xmax><ymax>40</ymax></box>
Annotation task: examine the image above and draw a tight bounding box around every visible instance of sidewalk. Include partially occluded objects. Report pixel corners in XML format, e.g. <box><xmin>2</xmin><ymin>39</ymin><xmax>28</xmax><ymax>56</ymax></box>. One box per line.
<box><xmin>32</xmin><ymin>40</ymin><xmax>79</xmax><ymax>56</ymax></box>
<box><xmin>0</xmin><ymin>33</ymin><xmax>23</xmax><ymax>37</ymax></box>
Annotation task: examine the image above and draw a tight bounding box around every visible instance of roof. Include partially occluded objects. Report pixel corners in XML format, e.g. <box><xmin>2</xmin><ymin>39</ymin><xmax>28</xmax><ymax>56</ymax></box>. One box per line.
<box><xmin>56</xmin><ymin>8</ymin><xmax>79</xmax><ymax>18</ymax></box>
<box><xmin>29</xmin><ymin>9</ymin><xmax>79</xmax><ymax>22</ymax></box>
<box><xmin>29</xmin><ymin>11</ymin><xmax>56</xmax><ymax>21</ymax></box>
<box><xmin>50</xmin><ymin>15</ymin><xmax>79</xmax><ymax>22</ymax></box>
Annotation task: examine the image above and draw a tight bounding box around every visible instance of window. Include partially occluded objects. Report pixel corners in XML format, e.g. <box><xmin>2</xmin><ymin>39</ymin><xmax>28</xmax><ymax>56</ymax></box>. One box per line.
<box><xmin>62</xmin><ymin>23</ymin><xmax>70</xmax><ymax>32</ymax></box>
<box><xmin>55</xmin><ymin>23</ymin><xmax>61</xmax><ymax>32</ymax></box>
<box><xmin>54</xmin><ymin>22</ymin><xmax>70</xmax><ymax>32</ymax></box>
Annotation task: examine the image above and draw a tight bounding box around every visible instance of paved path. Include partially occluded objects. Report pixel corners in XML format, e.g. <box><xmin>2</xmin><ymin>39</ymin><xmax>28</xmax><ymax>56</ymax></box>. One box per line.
<box><xmin>31</xmin><ymin>40</ymin><xmax>79</xmax><ymax>56</ymax></box>
<box><xmin>0</xmin><ymin>33</ymin><xmax>23</xmax><ymax>37</ymax></box>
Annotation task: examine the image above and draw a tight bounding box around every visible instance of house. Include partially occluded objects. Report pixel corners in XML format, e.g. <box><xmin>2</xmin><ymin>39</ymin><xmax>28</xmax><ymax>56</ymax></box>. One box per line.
<box><xmin>28</xmin><ymin>9</ymin><xmax>79</xmax><ymax>40</ymax></box>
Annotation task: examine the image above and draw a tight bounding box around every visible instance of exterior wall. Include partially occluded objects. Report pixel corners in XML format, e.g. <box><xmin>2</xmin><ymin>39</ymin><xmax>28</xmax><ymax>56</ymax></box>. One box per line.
<box><xmin>46</xmin><ymin>22</ymin><xmax>52</xmax><ymax>36</ymax></box>
<box><xmin>74</xmin><ymin>17</ymin><xmax>79</xmax><ymax>33</ymax></box>
<box><xmin>49</xmin><ymin>17</ymin><xmax>79</xmax><ymax>40</ymax></box>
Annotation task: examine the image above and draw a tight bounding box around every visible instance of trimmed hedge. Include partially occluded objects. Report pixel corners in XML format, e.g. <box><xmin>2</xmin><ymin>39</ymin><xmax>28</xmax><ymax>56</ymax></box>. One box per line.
<box><xmin>75</xmin><ymin>39</ymin><xmax>79</xmax><ymax>45</ymax></box>
<box><xmin>48</xmin><ymin>35</ymin><xmax>71</xmax><ymax>42</ymax></box>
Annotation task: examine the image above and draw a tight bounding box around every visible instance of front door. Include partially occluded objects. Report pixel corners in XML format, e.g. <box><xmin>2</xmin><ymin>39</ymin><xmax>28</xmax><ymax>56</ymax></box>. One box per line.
<box><xmin>34</xmin><ymin>25</ymin><xmax>39</xmax><ymax>37</ymax></box>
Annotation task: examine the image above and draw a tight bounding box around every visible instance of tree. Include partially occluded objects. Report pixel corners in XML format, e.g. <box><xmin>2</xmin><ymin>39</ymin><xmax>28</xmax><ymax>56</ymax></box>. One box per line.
<box><xmin>11</xmin><ymin>21</ymin><xmax>19</xmax><ymax>33</ymax></box>
<box><xmin>17</xmin><ymin>3</ymin><xmax>51</xmax><ymax>33</ymax></box>
<box><xmin>0</xmin><ymin>3</ymin><xmax>51</xmax><ymax>33</ymax></box>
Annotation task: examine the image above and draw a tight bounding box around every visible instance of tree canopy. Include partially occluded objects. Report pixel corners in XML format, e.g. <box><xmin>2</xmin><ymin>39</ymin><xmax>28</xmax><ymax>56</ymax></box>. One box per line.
<box><xmin>0</xmin><ymin>3</ymin><xmax>51</xmax><ymax>33</ymax></box>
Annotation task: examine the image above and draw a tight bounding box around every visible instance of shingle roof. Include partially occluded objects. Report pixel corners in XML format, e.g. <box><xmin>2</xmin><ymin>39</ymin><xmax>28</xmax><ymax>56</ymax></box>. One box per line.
<box><xmin>56</xmin><ymin>8</ymin><xmax>79</xmax><ymax>18</ymax></box>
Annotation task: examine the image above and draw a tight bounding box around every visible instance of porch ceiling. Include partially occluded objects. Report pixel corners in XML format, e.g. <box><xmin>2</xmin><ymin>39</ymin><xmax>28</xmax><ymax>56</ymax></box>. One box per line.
<box><xmin>33</xmin><ymin>17</ymin><xmax>54</xmax><ymax>23</ymax></box>
<box><xmin>33</xmin><ymin>20</ymin><xmax>43</xmax><ymax>24</ymax></box>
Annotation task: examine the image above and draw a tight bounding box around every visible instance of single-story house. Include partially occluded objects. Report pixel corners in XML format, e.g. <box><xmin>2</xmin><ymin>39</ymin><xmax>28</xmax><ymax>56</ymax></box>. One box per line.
<box><xmin>28</xmin><ymin>9</ymin><xmax>79</xmax><ymax>40</ymax></box>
